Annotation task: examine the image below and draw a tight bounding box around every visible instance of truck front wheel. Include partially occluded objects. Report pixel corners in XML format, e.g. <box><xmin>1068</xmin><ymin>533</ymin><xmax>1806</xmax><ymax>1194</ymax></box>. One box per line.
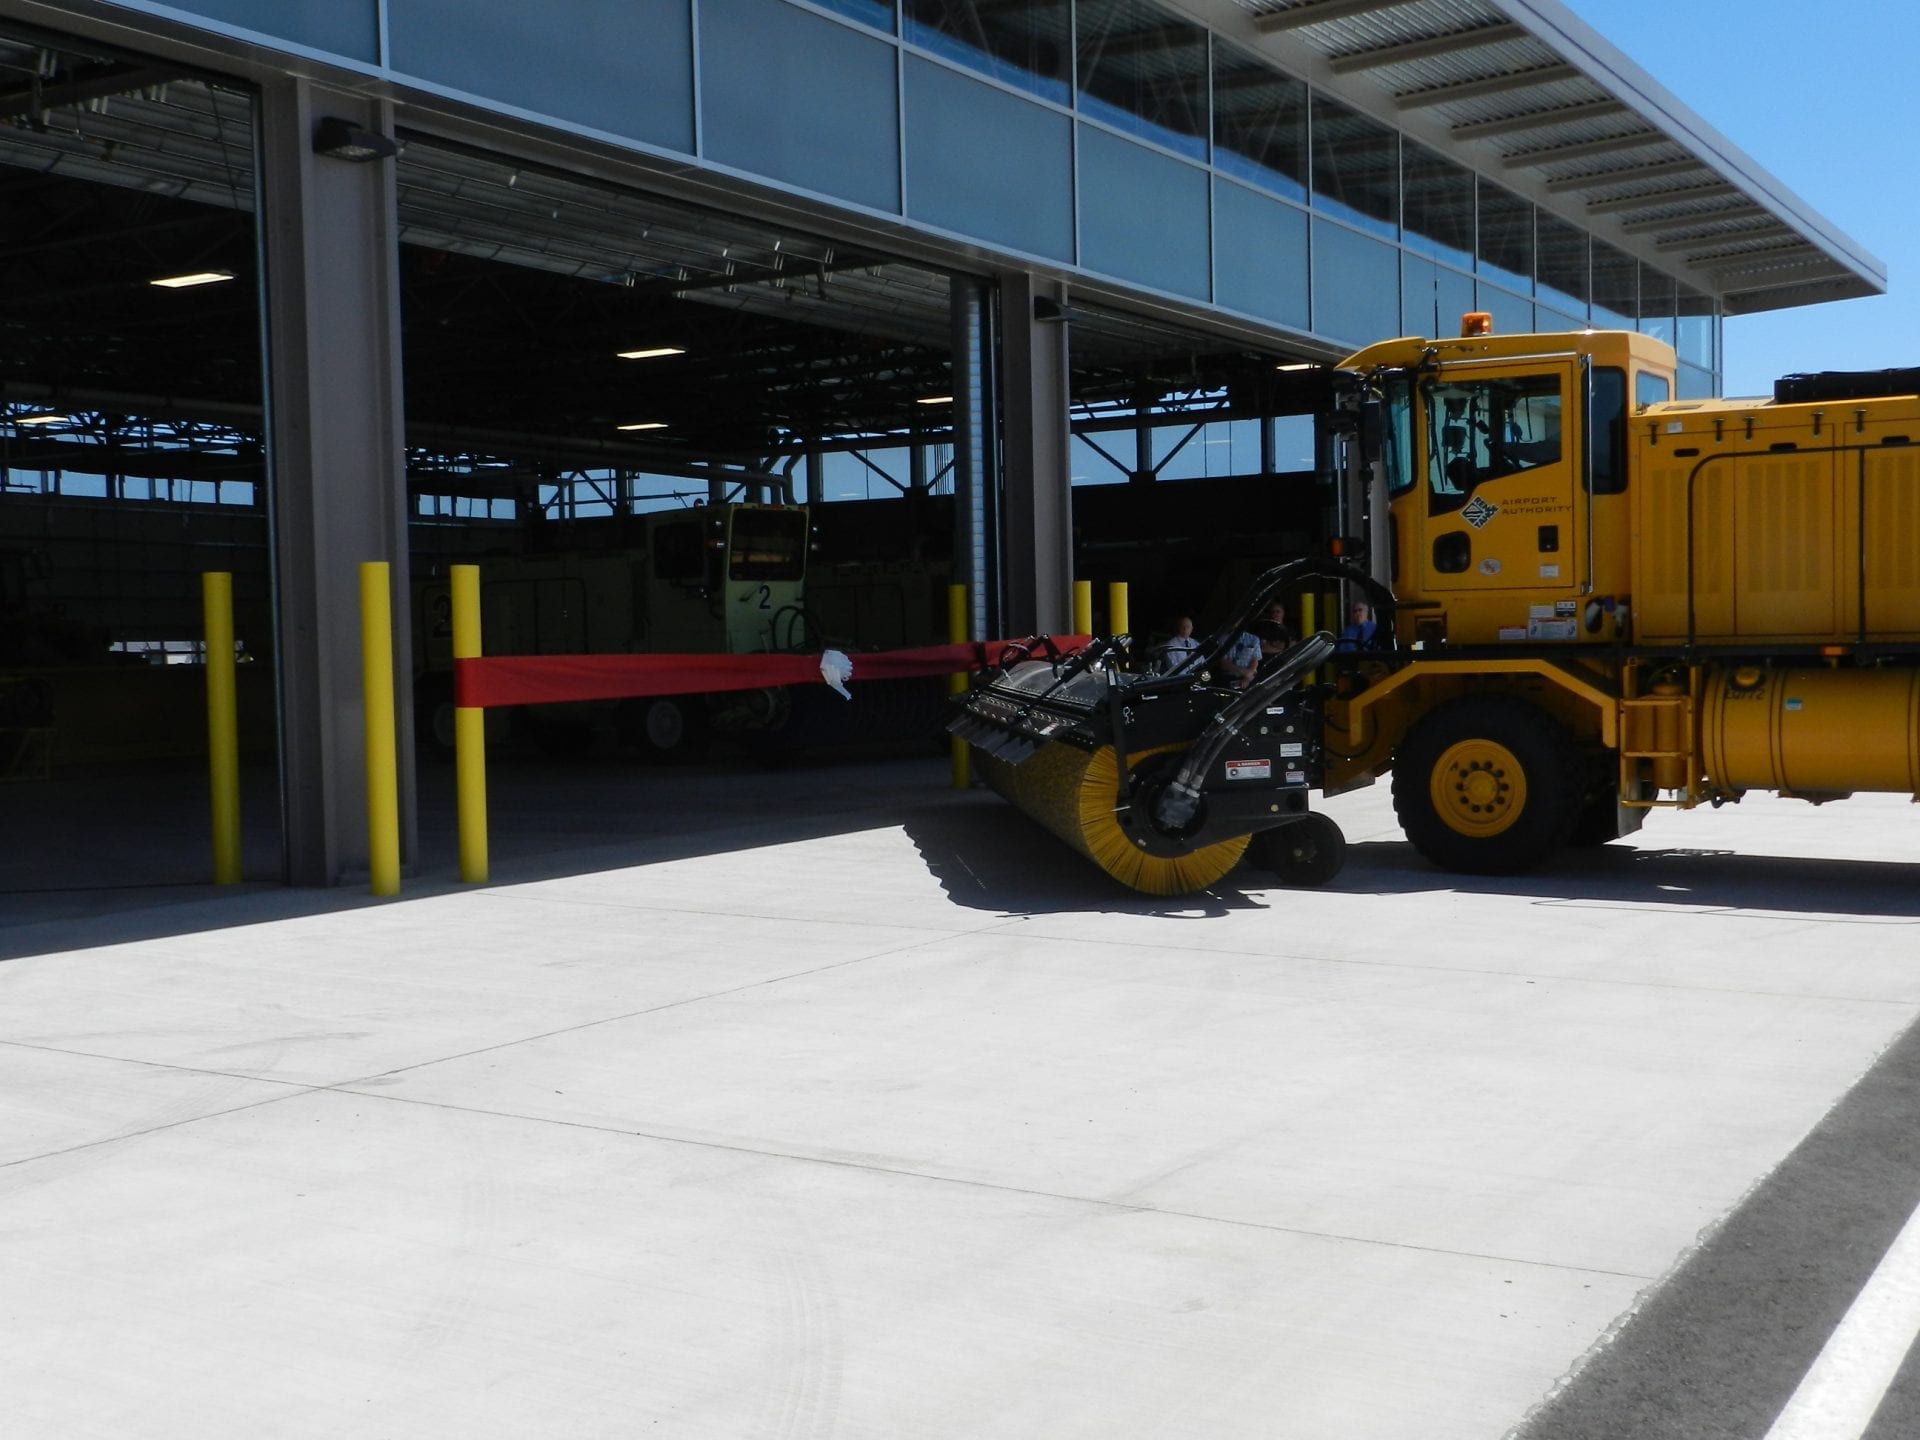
<box><xmin>1392</xmin><ymin>697</ymin><xmax>1580</xmax><ymax>875</ymax></box>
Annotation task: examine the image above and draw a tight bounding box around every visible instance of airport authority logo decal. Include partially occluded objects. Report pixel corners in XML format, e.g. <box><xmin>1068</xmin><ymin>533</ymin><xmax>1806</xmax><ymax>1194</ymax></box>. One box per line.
<box><xmin>1461</xmin><ymin>496</ymin><xmax>1498</xmax><ymax>528</ymax></box>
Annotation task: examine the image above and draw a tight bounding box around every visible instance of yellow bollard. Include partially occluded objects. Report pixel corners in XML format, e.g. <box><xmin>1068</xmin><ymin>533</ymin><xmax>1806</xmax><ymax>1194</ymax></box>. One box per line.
<box><xmin>359</xmin><ymin>561</ymin><xmax>401</xmax><ymax>897</ymax></box>
<box><xmin>451</xmin><ymin>564</ymin><xmax>489</xmax><ymax>882</ymax></box>
<box><xmin>1107</xmin><ymin>581</ymin><xmax>1129</xmax><ymax>639</ymax></box>
<box><xmin>947</xmin><ymin>583</ymin><xmax>971</xmax><ymax>791</ymax></box>
<box><xmin>1072</xmin><ymin>579</ymin><xmax>1093</xmax><ymax>637</ymax></box>
<box><xmin>202</xmin><ymin>571</ymin><xmax>242</xmax><ymax>885</ymax></box>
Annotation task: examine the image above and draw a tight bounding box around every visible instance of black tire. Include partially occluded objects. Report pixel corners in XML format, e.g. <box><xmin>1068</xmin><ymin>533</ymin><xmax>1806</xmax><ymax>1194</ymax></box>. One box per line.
<box><xmin>1391</xmin><ymin>696</ymin><xmax>1581</xmax><ymax>875</ymax></box>
<box><xmin>1566</xmin><ymin>785</ymin><xmax>1622</xmax><ymax>847</ymax></box>
<box><xmin>1252</xmin><ymin>811</ymin><xmax>1347</xmax><ymax>887</ymax></box>
<box><xmin>618</xmin><ymin>695</ymin><xmax>708</xmax><ymax>764</ymax></box>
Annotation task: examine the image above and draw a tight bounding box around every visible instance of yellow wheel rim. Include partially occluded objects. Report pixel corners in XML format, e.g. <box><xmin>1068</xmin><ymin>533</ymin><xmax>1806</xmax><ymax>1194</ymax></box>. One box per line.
<box><xmin>1430</xmin><ymin>737</ymin><xmax>1527</xmax><ymax>838</ymax></box>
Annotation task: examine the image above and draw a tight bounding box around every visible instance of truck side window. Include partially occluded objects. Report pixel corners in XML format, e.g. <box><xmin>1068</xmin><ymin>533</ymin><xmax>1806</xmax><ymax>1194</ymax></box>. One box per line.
<box><xmin>1421</xmin><ymin>373</ymin><xmax>1562</xmax><ymax>514</ymax></box>
<box><xmin>1382</xmin><ymin>376</ymin><xmax>1416</xmax><ymax>497</ymax></box>
<box><xmin>1636</xmin><ymin>371</ymin><xmax>1672</xmax><ymax>408</ymax></box>
<box><xmin>1589</xmin><ymin>368</ymin><xmax>1626</xmax><ymax>495</ymax></box>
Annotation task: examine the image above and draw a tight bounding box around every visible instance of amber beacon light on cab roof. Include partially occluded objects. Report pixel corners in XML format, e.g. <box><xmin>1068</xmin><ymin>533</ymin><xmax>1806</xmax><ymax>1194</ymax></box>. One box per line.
<box><xmin>953</xmin><ymin>315</ymin><xmax>1920</xmax><ymax>893</ymax></box>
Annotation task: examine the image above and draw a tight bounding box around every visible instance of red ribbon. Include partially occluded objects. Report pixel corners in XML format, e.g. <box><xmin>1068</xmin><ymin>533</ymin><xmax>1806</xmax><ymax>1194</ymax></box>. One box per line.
<box><xmin>451</xmin><ymin>636</ymin><xmax>1091</xmax><ymax>709</ymax></box>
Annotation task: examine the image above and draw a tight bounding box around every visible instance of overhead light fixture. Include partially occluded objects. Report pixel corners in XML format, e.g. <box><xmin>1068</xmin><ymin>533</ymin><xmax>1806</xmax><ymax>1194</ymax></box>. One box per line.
<box><xmin>313</xmin><ymin>116</ymin><xmax>398</xmax><ymax>163</ymax></box>
<box><xmin>615</xmin><ymin>346</ymin><xmax>686</xmax><ymax>360</ymax></box>
<box><xmin>916</xmin><ymin>395</ymin><xmax>954</xmax><ymax>406</ymax></box>
<box><xmin>1275</xmin><ymin>362</ymin><xmax>1318</xmax><ymax>373</ymax></box>
<box><xmin>13</xmin><ymin>412</ymin><xmax>73</xmax><ymax>426</ymax></box>
<box><xmin>151</xmin><ymin>270</ymin><xmax>234</xmax><ymax>289</ymax></box>
<box><xmin>616</xmin><ymin>421</ymin><xmax>669</xmax><ymax>432</ymax></box>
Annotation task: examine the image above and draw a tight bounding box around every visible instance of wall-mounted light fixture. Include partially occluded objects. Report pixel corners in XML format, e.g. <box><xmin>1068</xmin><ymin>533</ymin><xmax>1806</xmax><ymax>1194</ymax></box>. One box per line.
<box><xmin>616</xmin><ymin>421</ymin><xmax>669</xmax><ymax>432</ymax></box>
<box><xmin>313</xmin><ymin>116</ymin><xmax>398</xmax><ymax>163</ymax></box>
<box><xmin>1033</xmin><ymin>296</ymin><xmax>1074</xmax><ymax>324</ymax></box>
<box><xmin>150</xmin><ymin>270</ymin><xmax>234</xmax><ymax>289</ymax></box>
<box><xmin>915</xmin><ymin>395</ymin><xmax>953</xmax><ymax>406</ymax></box>
<box><xmin>615</xmin><ymin>346</ymin><xmax>686</xmax><ymax>360</ymax></box>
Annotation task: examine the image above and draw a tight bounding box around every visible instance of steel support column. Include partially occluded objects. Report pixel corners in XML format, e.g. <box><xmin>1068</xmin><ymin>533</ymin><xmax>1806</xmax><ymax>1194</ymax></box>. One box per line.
<box><xmin>997</xmin><ymin>272</ymin><xmax>1072</xmax><ymax>634</ymax></box>
<box><xmin>258</xmin><ymin>81</ymin><xmax>413</xmax><ymax>886</ymax></box>
<box><xmin>949</xmin><ymin>275</ymin><xmax>997</xmax><ymax>639</ymax></box>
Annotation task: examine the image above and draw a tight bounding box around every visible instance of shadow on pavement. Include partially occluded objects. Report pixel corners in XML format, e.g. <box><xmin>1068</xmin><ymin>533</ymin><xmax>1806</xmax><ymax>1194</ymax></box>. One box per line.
<box><xmin>902</xmin><ymin>802</ymin><xmax>1920</xmax><ymax>923</ymax></box>
<box><xmin>1338</xmin><ymin>834</ymin><xmax>1920</xmax><ymax>921</ymax></box>
<box><xmin>7</xmin><ymin>747</ymin><xmax>1916</xmax><ymax>963</ymax></box>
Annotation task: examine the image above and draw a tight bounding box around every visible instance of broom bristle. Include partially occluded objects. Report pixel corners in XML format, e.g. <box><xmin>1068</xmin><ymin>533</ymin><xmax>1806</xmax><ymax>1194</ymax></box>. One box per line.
<box><xmin>978</xmin><ymin>742</ymin><xmax>1248</xmax><ymax>895</ymax></box>
<box><xmin>1075</xmin><ymin>745</ymin><xmax>1248</xmax><ymax>895</ymax></box>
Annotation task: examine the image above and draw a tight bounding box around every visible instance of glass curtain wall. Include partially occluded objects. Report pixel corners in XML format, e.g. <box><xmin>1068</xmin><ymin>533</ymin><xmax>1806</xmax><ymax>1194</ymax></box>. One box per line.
<box><xmin>888</xmin><ymin>0</ymin><xmax>1721</xmax><ymax>378</ymax></box>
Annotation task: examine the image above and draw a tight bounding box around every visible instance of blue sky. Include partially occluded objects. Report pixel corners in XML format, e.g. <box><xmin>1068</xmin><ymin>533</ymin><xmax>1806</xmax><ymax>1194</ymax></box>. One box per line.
<box><xmin>1562</xmin><ymin>0</ymin><xmax>1920</xmax><ymax>396</ymax></box>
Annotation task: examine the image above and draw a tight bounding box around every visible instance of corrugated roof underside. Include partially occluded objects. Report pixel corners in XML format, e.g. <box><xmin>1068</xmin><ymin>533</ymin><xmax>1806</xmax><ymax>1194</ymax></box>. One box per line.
<box><xmin>1228</xmin><ymin>0</ymin><xmax>1880</xmax><ymax>313</ymax></box>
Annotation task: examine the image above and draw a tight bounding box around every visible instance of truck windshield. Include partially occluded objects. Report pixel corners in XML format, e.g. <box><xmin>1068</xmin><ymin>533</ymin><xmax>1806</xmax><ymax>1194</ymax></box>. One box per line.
<box><xmin>728</xmin><ymin>507</ymin><xmax>808</xmax><ymax>581</ymax></box>
<box><xmin>1421</xmin><ymin>372</ymin><xmax>1562</xmax><ymax>513</ymax></box>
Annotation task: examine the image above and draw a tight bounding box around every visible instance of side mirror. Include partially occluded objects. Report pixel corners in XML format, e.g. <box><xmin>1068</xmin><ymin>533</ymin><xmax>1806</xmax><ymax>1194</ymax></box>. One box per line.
<box><xmin>1358</xmin><ymin>398</ymin><xmax>1384</xmax><ymax>465</ymax></box>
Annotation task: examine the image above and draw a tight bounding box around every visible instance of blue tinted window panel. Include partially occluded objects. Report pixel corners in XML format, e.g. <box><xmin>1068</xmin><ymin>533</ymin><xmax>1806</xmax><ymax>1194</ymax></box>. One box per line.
<box><xmin>1212</xmin><ymin>38</ymin><xmax>1306</xmax><ymax>202</ymax></box>
<box><xmin>1076</xmin><ymin>0</ymin><xmax>1208</xmax><ymax>162</ymax></box>
<box><xmin>1213</xmin><ymin>178</ymin><xmax>1306</xmax><ymax>329</ymax></box>
<box><xmin>1078</xmin><ymin>126</ymin><xmax>1208</xmax><ymax>299</ymax></box>
<box><xmin>1592</xmin><ymin>239</ymin><xmax>1638</xmax><ymax>321</ymax></box>
<box><xmin>1310</xmin><ymin>94</ymin><xmax>1397</xmax><ymax>239</ymax></box>
<box><xmin>1477</xmin><ymin>282</ymin><xmax>1534</xmax><ymax>337</ymax></box>
<box><xmin>1071</xmin><ymin>434</ymin><xmax>1128</xmax><ymax>486</ymax></box>
<box><xmin>1476</xmin><ymin>179</ymin><xmax>1532</xmax><ymax>292</ymax></box>
<box><xmin>1639</xmin><ymin>264</ymin><xmax>1678</xmax><ymax>348</ymax></box>
<box><xmin>904</xmin><ymin>59</ymin><xmax>1071</xmax><ymax>260</ymax></box>
<box><xmin>702</xmin><ymin>0</ymin><xmax>900</xmax><ymax>212</ymax></box>
<box><xmin>1536</xmin><ymin>211</ymin><xmax>1589</xmax><ymax>311</ymax></box>
<box><xmin>1677</xmin><ymin>363</ymin><xmax>1717</xmax><ymax>400</ymax></box>
<box><xmin>391</xmin><ymin>0</ymin><xmax>692</xmax><ymax>152</ymax></box>
<box><xmin>1401</xmin><ymin>140</ymin><xmax>1473</xmax><ymax>270</ymax></box>
<box><xmin>904</xmin><ymin>0</ymin><xmax>1071</xmax><ymax>105</ymax></box>
<box><xmin>172</xmin><ymin>0</ymin><xmax>378</xmax><ymax>59</ymax></box>
<box><xmin>1401</xmin><ymin>254</ymin><xmax>1474</xmax><ymax>340</ymax></box>
<box><xmin>1676</xmin><ymin>288</ymin><xmax>1716</xmax><ymax>369</ymax></box>
<box><xmin>1310</xmin><ymin>219</ymin><xmax>1396</xmax><ymax>346</ymax></box>
<box><xmin>817</xmin><ymin>0</ymin><xmax>897</xmax><ymax>30</ymax></box>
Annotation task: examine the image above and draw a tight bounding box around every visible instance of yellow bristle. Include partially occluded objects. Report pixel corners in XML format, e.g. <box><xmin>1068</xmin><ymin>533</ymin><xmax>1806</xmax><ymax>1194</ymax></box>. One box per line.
<box><xmin>978</xmin><ymin>741</ymin><xmax>1248</xmax><ymax>895</ymax></box>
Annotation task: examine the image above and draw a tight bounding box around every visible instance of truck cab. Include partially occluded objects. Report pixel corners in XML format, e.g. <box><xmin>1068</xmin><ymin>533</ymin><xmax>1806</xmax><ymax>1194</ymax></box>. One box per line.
<box><xmin>1343</xmin><ymin>324</ymin><xmax>1677</xmax><ymax>650</ymax></box>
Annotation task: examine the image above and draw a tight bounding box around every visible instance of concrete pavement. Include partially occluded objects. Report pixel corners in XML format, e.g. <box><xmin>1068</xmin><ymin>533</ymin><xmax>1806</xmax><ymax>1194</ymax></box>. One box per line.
<box><xmin>5</xmin><ymin>756</ymin><xmax>1919</xmax><ymax>1438</ymax></box>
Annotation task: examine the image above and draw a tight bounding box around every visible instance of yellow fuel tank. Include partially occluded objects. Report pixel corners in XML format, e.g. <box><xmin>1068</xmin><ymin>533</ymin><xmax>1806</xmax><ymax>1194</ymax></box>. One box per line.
<box><xmin>1703</xmin><ymin>665</ymin><xmax>1920</xmax><ymax>794</ymax></box>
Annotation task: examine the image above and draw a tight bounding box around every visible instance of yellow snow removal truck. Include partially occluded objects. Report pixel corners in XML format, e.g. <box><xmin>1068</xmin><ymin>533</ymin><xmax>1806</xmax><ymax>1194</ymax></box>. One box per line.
<box><xmin>954</xmin><ymin>316</ymin><xmax>1920</xmax><ymax>890</ymax></box>
<box><xmin>1316</xmin><ymin>315</ymin><xmax>1920</xmax><ymax>874</ymax></box>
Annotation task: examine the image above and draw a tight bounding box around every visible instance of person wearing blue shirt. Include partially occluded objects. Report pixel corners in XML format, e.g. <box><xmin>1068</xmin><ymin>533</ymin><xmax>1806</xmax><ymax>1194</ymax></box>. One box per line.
<box><xmin>1338</xmin><ymin>601</ymin><xmax>1380</xmax><ymax>651</ymax></box>
<box><xmin>1155</xmin><ymin>615</ymin><xmax>1202</xmax><ymax>674</ymax></box>
<box><xmin>1224</xmin><ymin>601</ymin><xmax>1293</xmax><ymax>686</ymax></box>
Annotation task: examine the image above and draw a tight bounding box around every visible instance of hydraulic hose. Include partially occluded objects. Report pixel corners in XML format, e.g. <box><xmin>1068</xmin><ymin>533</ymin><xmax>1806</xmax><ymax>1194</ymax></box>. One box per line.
<box><xmin>1150</xmin><ymin>633</ymin><xmax>1335</xmax><ymax>832</ymax></box>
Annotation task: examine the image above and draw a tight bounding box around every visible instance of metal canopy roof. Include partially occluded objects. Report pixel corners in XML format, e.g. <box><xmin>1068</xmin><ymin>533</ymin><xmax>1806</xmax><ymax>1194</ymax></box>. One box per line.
<box><xmin>1205</xmin><ymin>0</ymin><xmax>1884</xmax><ymax>314</ymax></box>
